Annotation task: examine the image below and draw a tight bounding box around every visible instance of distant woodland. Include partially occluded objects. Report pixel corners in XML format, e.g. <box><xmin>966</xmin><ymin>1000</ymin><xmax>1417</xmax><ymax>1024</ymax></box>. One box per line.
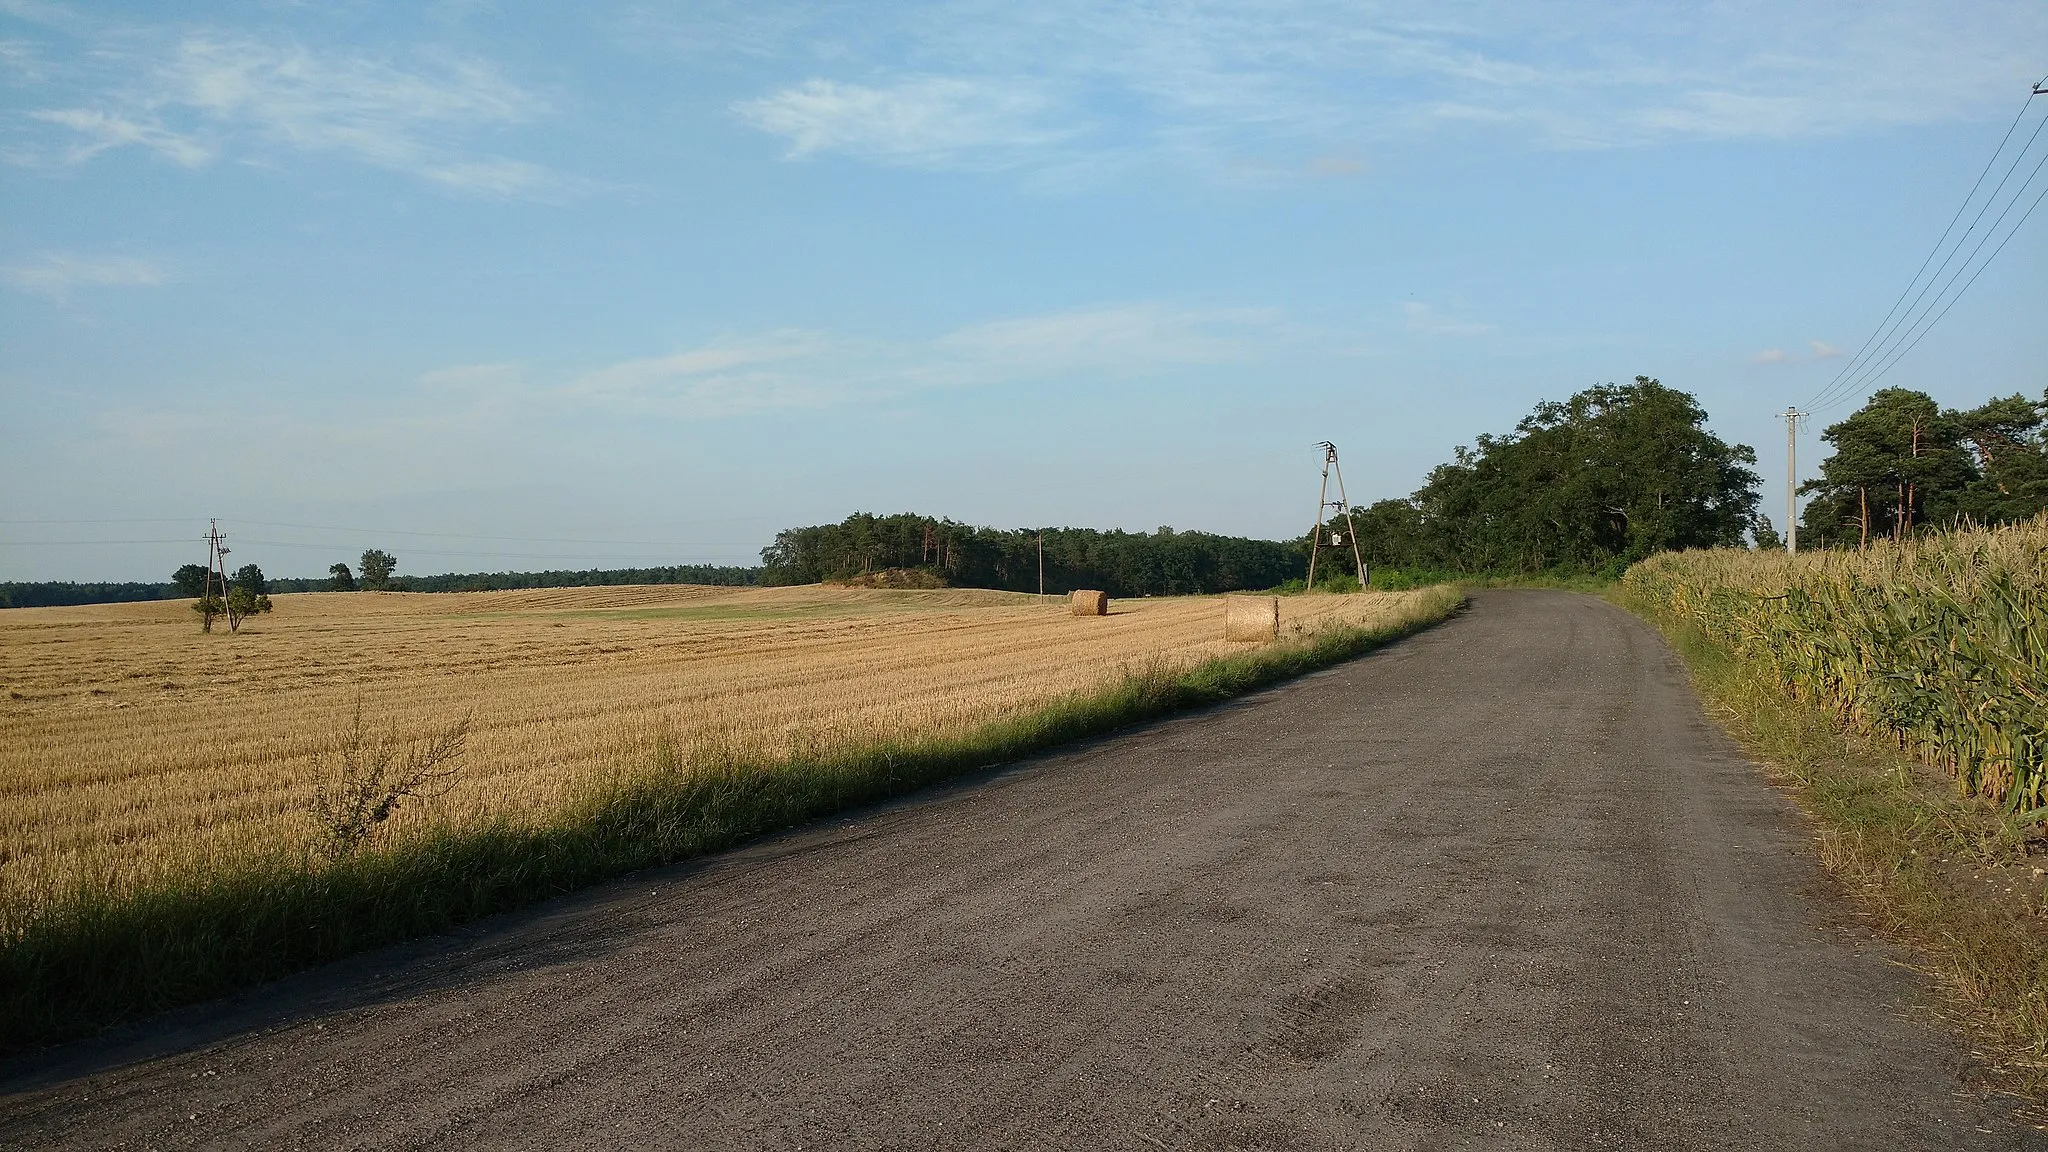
<box><xmin>13</xmin><ymin>379</ymin><xmax>2041</xmax><ymax>608</ymax></box>
<box><xmin>1</xmin><ymin>565</ymin><xmax>760</xmax><ymax>609</ymax></box>
<box><xmin>761</xmin><ymin>517</ymin><xmax>1304</xmax><ymax>597</ymax></box>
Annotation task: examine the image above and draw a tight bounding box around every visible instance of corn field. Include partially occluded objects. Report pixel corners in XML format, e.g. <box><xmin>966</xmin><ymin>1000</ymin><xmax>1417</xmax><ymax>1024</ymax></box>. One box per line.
<box><xmin>1622</xmin><ymin>516</ymin><xmax>2048</xmax><ymax>818</ymax></box>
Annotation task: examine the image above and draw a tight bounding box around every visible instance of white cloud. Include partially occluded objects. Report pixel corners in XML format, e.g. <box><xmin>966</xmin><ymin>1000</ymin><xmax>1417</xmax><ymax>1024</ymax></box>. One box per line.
<box><xmin>734</xmin><ymin>76</ymin><xmax>1069</xmax><ymax>168</ymax></box>
<box><xmin>418</xmin><ymin>362</ymin><xmax>523</xmax><ymax>390</ymax></box>
<box><xmin>10</xmin><ymin>28</ymin><xmax>564</xmax><ymax>196</ymax></box>
<box><xmin>1308</xmin><ymin>155</ymin><xmax>1364</xmax><ymax>176</ymax></box>
<box><xmin>566</xmin><ymin>331</ymin><xmax>849</xmax><ymax>417</ymax></box>
<box><xmin>26</xmin><ymin>108</ymin><xmax>210</xmax><ymax>166</ymax></box>
<box><xmin>540</xmin><ymin>303</ymin><xmax>1286</xmax><ymax>419</ymax></box>
<box><xmin>934</xmin><ymin>303</ymin><xmax>1271</xmax><ymax>372</ymax></box>
<box><xmin>1402</xmin><ymin>302</ymin><xmax>1492</xmax><ymax>338</ymax></box>
<box><xmin>2</xmin><ymin>253</ymin><xmax>165</xmax><ymax>301</ymax></box>
<box><xmin>698</xmin><ymin>0</ymin><xmax>2048</xmax><ymax>174</ymax></box>
<box><xmin>1752</xmin><ymin>341</ymin><xmax>1844</xmax><ymax>365</ymax></box>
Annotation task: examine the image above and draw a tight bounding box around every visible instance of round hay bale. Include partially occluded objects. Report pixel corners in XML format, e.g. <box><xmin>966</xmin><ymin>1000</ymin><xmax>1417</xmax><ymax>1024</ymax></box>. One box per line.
<box><xmin>1070</xmin><ymin>589</ymin><xmax>1108</xmax><ymax>616</ymax></box>
<box><xmin>1223</xmin><ymin>595</ymin><xmax>1279</xmax><ymax>641</ymax></box>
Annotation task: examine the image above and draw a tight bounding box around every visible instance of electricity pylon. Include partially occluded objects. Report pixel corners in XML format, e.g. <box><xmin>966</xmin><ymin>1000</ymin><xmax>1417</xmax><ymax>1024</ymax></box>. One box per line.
<box><xmin>1306</xmin><ymin>442</ymin><xmax>1366</xmax><ymax>591</ymax></box>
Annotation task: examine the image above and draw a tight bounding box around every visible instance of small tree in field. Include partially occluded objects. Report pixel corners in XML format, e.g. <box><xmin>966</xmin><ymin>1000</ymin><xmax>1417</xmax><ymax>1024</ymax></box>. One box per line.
<box><xmin>328</xmin><ymin>562</ymin><xmax>357</xmax><ymax>591</ymax></box>
<box><xmin>224</xmin><ymin>564</ymin><xmax>273</xmax><ymax>632</ymax></box>
<box><xmin>359</xmin><ymin>549</ymin><xmax>397</xmax><ymax>591</ymax></box>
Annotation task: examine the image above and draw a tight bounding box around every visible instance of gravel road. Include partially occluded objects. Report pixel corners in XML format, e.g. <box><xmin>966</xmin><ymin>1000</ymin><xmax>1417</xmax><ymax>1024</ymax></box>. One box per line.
<box><xmin>3</xmin><ymin>590</ymin><xmax>2039</xmax><ymax>1150</ymax></box>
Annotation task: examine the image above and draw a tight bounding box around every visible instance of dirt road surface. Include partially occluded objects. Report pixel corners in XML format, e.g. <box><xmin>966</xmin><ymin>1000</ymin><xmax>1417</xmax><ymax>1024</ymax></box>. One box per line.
<box><xmin>3</xmin><ymin>591</ymin><xmax>2039</xmax><ymax>1149</ymax></box>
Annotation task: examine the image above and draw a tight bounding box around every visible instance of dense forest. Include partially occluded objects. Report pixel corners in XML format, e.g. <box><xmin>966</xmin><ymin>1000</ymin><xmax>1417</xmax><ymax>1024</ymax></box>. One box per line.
<box><xmin>760</xmin><ymin>516</ymin><xmax>1304</xmax><ymax>596</ymax></box>
<box><xmin>0</xmin><ymin>582</ymin><xmax>186</xmax><ymax>609</ymax></box>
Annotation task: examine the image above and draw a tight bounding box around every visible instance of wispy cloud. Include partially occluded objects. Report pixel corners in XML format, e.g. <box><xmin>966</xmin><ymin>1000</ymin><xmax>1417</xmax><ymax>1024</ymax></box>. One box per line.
<box><xmin>8</xmin><ymin>24</ymin><xmax>566</xmax><ymax>196</ymax></box>
<box><xmin>734</xmin><ymin>76</ymin><xmax>1070</xmax><ymax>169</ymax></box>
<box><xmin>542</xmin><ymin>302</ymin><xmax>1284</xmax><ymax>419</ymax></box>
<box><xmin>26</xmin><ymin>107</ymin><xmax>209</xmax><ymax>166</ymax></box>
<box><xmin>2</xmin><ymin>253</ymin><xmax>165</xmax><ymax>301</ymax></box>
<box><xmin>418</xmin><ymin>362</ymin><xmax>524</xmax><ymax>390</ymax></box>
<box><xmin>1753</xmin><ymin>341</ymin><xmax>1843</xmax><ymax>365</ymax></box>
<box><xmin>566</xmin><ymin>331</ymin><xmax>850</xmax><ymax>417</ymax></box>
<box><xmin>1402</xmin><ymin>302</ymin><xmax>1492</xmax><ymax>338</ymax></box>
<box><xmin>932</xmin><ymin>303</ymin><xmax>1274</xmax><ymax>374</ymax></box>
<box><xmin>696</xmin><ymin>0</ymin><xmax>2048</xmax><ymax>175</ymax></box>
<box><xmin>1308</xmin><ymin>155</ymin><xmax>1364</xmax><ymax>176</ymax></box>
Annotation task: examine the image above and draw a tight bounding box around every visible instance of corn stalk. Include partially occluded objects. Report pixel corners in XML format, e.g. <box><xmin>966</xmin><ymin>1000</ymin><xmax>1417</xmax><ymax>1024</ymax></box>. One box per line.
<box><xmin>1622</xmin><ymin>516</ymin><xmax>2048</xmax><ymax>817</ymax></box>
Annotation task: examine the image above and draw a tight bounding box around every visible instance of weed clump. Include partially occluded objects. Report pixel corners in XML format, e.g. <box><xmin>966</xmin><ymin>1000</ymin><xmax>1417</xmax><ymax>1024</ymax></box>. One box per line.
<box><xmin>311</xmin><ymin>708</ymin><xmax>472</xmax><ymax>861</ymax></box>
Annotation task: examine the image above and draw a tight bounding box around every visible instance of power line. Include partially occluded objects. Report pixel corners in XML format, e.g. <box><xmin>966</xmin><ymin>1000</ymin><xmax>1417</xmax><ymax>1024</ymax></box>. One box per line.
<box><xmin>226</xmin><ymin>516</ymin><xmax>780</xmax><ymax>544</ymax></box>
<box><xmin>228</xmin><ymin>538</ymin><xmax>763</xmax><ymax>562</ymax></box>
<box><xmin>0</xmin><ymin>517</ymin><xmax>779</xmax><ymax>545</ymax></box>
<box><xmin>1814</xmin><ymin>121</ymin><xmax>2048</xmax><ymax>413</ymax></box>
<box><xmin>1801</xmin><ymin>88</ymin><xmax>2044</xmax><ymax>413</ymax></box>
<box><xmin>0</xmin><ymin>518</ymin><xmax>198</xmax><ymax>525</ymax></box>
<box><xmin>1804</xmin><ymin>79</ymin><xmax>2048</xmax><ymax>414</ymax></box>
<box><xmin>2</xmin><ymin>537</ymin><xmax>765</xmax><ymax>564</ymax></box>
<box><xmin>1819</xmin><ymin>174</ymin><xmax>2048</xmax><ymax>412</ymax></box>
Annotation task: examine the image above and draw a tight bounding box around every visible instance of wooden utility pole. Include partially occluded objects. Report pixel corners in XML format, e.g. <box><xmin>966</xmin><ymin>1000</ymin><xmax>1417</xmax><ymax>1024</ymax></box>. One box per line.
<box><xmin>1305</xmin><ymin>442</ymin><xmax>1366</xmax><ymax>591</ymax></box>
<box><xmin>1781</xmin><ymin>408</ymin><xmax>1804</xmax><ymax>554</ymax></box>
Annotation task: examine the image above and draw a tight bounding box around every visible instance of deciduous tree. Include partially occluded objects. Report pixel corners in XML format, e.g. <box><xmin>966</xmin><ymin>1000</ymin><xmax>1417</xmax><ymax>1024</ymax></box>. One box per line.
<box><xmin>224</xmin><ymin>564</ymin><xmax>273</xmax><ymax>631</ymax></box>
<box><xmin>359</xmin><ymin>549</ymin><xmax>397</xmax><ymax>591</ymax></box>
<box><xmin>172</xmin><ymin>564</ymin><xmax>209</xmax><ymax>598</ymax></box>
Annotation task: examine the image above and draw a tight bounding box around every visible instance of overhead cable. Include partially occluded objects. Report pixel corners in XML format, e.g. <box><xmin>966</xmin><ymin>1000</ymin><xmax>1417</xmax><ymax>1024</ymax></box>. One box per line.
<box><xmin>1803</xmin><ymin>81</ymin><xmax>2048</xmax><ymax>414</ymax></box>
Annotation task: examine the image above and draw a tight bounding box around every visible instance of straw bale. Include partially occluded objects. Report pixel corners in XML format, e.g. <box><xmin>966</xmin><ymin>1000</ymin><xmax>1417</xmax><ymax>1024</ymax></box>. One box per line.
<box><xmin>1070</xmin><ymin>589</ymin><xmax>1108</xmax><ymax>616</ymax></box>
<box><xmin>1223</xmin><ymin>595</ymin><xmax>1279</xmax><ymax>641</ymax></box>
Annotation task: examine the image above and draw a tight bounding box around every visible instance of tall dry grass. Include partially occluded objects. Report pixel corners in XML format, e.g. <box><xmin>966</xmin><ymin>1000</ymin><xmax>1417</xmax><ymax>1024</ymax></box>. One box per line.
<box><xmin>0</xmin><ymin>582</ymin><xmax>1462</xmax><ymax>1049</ymax></box>
<box><xmin>1620</xmin><ymin>516</ymin><xmax>2048</xmax><ymax>816</ymax></box>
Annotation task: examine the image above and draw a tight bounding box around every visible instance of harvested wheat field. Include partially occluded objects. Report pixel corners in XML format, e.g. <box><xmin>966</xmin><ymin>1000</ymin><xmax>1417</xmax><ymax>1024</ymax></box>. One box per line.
<box><xmin>0</xmin><ymin>584</ymin><xmax>1446</xmax><ymax>912</ymax></box>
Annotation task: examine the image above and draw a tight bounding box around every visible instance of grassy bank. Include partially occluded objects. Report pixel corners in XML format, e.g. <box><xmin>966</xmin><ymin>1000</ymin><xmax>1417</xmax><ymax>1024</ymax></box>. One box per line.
<box><xmin>1617</xmin><ymin>586</ymin><xmax>2048</xmax><ymax>1103</ymax></box>
<box><xmin>0</xmin><ymin>584</ymin><xmax>1463</xmax><ymax>1056</ymax></box>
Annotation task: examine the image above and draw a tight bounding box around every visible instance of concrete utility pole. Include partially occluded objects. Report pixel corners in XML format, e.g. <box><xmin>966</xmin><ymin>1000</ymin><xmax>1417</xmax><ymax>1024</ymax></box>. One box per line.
<box><xmin>1781</xmin><ymin>408</ymin><xmax>1804</xmax><ymax>554</ymax></box>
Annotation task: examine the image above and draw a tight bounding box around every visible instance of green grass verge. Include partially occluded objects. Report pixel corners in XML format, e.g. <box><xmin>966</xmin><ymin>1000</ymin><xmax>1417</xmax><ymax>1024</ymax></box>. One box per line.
<box><xmin>0</xmin><ymin>585</ymin><xmax>1464</xmax><ymax>1057</ymax></box>
<box><xmin>1615</xmin><ymin>588</ymin><xmax>2048</xmax><ymax>1104</ymax></box>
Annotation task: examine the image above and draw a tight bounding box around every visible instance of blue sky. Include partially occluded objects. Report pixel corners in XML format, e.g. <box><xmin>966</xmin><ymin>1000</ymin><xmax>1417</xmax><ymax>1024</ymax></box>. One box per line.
<box><xmin>3</xmin><ymin>1</ymin><xmax>2044</xmax><ymax>581</ymax></box>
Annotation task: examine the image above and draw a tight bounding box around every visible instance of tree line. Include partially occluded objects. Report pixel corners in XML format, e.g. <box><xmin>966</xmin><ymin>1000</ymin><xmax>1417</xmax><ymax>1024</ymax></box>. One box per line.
<box><xmin>11</xmin><ymin>380</ymin><xmax>2036</xmax><ymax>611</ymax></box>
<box><xmin>760</xmin><ymin>515</ymin><xmax>1305</xmax><ymax>596</ymax></box>
<box><xmin>285</xmin><ymin>549</ymin><xmax>761</xmax><ymax>594</ymax></box>
<box><xmin>344</xmin><ymin>563</ymin><xmax>760</xmax><ymax>593</ymax></box>
<box><xmin>2</xmin><ymin>558</ymin><xmax>760</xmax><ymax>609</ymax></box>
<box><xmin>0</xmin><ymin>582</ymin><xmax>184</xmax><ymax>609</ymax></box>
<box><xmin>765</xmin><ymin>377</ymin><xmax>2045</xmax><ymax>592</ymax></box>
